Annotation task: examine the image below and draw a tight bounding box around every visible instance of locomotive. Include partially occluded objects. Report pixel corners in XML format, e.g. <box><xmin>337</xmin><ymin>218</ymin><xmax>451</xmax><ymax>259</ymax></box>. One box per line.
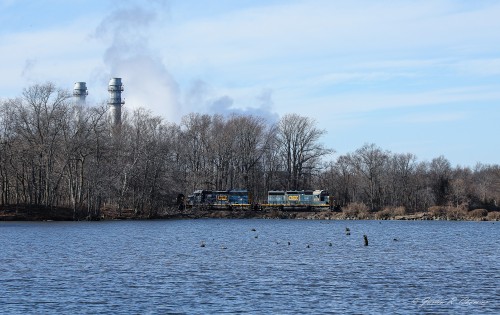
<box><xmin>265</xmin><ymin>190</ymin><xmax>332</xmax><ymax>209</ymax></box>
<box><xmin>188</xmin><ymin>189</ymin><xmax>251</xmax><ymax>208</ymax></box>
<box><xmin>187</xmin><ymin>189</ymin><xmax>333</xmax><ymax>211</ymax></box>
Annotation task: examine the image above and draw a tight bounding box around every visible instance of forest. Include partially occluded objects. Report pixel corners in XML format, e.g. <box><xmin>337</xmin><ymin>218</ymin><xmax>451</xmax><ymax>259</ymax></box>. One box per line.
<box><xmin>1</xmin><ymin>83</ymin><xmax>499</xmax><ymax>219</ymax></box>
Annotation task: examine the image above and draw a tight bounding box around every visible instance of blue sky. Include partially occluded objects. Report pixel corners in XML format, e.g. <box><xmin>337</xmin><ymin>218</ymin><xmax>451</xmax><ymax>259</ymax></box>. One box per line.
<box><xmin>1</xmin><ymin>0</ymin><xmax>499</xmax><ymax>167</ymax></box>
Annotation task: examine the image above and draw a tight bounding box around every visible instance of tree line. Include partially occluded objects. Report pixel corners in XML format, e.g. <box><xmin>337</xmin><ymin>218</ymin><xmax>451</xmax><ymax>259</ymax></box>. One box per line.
<box><xmin>0</xmin><ymin>83</ymin><xmax>499</xmax><ymax>218</ymax></box>
<box><xmin>320</xmin><ymin>144</ymin><xmax>499</xmax><ymax>213</ymax></box>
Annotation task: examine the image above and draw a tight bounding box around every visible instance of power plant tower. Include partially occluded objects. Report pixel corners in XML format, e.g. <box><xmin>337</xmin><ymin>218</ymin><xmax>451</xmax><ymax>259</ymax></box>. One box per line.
<box><xmin>73</xmin><ymin>82</ymin><xmax>88</xmax><ymax>106</ymax></box>
<box><xmin>108</xmin><ymin>78</ymin><xmax>124</xmax><ymax>126</ymax></box>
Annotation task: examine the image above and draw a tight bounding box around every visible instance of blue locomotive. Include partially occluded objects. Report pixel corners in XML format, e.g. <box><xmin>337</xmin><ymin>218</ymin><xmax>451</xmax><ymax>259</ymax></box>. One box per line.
<box><xmin>188</xmin><ymin>189</ymin><xmax>251</xmax><ymax>209</ymax></box>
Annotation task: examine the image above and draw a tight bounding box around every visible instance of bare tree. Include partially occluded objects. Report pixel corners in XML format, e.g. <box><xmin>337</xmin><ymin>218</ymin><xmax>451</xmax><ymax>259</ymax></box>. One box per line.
<box><xmin>179</xmin><ymin>113</ymin><xmax>215</xmax><ymax>191</ymax></box>
<box><xmin>210</xmin><ymin>114</ymin><xmax>237</xmax><ymax>190</ymax></box>
<box><xmin>350</xmin><ymin>143</ymin><xmax>389</xmax><ymax>210</ymax></box>
<box><xmin>321</xmin><ymin>154</ymin><xmax>359</xmax><ymax>207</ymax></box>
<box><xmin>275</xmin><ymin>114</ymin><xmax>332</xmax><ymax>190</ymax></box>
<box><xmin>126</xmin><ymin>108</ymin><xmax>177</xmax><ymax>216</ymax></box>
<box><xmin>12</xmin><ymin>83</ymin><xmax>72</xmax><ymax>207</ymax></box>
<box><xmin>387</xmin><ymin>153</ymin><xmax>417</xmax><ymax>209</ymax></box>
<box><xmin>228</xmin><ymin>115</ymin><xmax>275</xmax><ymax>199</ymax></box>
<box><xmin>0</xmin><ymin>99</ymin><xmax>16</xmax><ymax>204</ymax></box>
<box><xmin>449</xmin><ymin>166</ymin><xmax>473</xmax><ymax>207</ymax></box>
<box><xmin>61</xmin><ymin>102</ymin><xmax>108</xmax><ymax>217</ymax></box>
<box><xmin>472</xmin><ymin>163</ymin><xmax>500</xmax><ymax>209</ymax></box>
<box><xmin>429</xmin><ymin>155</ymin><xmax>452</xmax><ymax>206</ymax></box>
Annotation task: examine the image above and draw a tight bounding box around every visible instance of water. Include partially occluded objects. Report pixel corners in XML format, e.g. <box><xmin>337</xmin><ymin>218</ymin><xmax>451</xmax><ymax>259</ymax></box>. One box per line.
<box><xmin>0</xmin><ymin>219</ymin><xmax>498</xmax><ymax>314</ymax></box>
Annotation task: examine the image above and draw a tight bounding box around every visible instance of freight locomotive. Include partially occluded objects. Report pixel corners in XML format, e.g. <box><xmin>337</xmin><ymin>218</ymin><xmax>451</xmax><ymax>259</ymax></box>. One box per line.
<box><xmin>187</xmin><ymin>189</ymin><xmax>333</xmax><ymax>211</ymax></box>
<box><xmin>188</xmin><ymin>189</ymin><xmax>251</xmax><ymax>208</ymax></box>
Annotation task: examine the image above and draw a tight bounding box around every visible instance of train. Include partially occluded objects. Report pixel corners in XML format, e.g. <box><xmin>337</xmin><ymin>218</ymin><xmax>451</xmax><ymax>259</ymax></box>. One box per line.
<box><xmin>188</xmin><ymin>189</ymin><xmax>251</xmax><ymax>208</ymax></box>
<box><xmin>186</xmin><ymin>189</ymin><xmax>334</xmax><ymax>211</ymax></box>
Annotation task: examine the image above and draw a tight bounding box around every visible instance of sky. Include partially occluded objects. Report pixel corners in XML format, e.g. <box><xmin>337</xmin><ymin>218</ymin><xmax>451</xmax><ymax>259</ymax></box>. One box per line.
<box><xmin>1</xmin><ymin>0</ymin><xmax>499</xmax><ymax>167</ymax></box>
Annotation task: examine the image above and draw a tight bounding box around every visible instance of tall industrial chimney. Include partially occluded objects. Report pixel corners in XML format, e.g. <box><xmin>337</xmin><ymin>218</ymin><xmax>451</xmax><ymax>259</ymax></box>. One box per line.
<box><xmin>73</xmin><ymin>82</ymin><xmax>88</xmax><ymax>106</ymax></box>
<box><xmin>108</xmin><ymin>78</ymin><xmax>124</xmax><ymax>126</ymax></box>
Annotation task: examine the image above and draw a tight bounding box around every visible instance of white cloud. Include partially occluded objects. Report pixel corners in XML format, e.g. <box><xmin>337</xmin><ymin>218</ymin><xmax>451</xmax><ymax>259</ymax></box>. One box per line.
<box><xmin>0</xmin><ymin>0</ymin><xmax>16</xmax><ymax>8</ymax></box>
<box><xmin>454</xmin><ymin>58</ymin><xmax>500</xmax><ymax>76</ymax></box>
<box><xmin>266</xmin><ymin>84</ymin><xmax>500</xmax><ymax>135</ymax></box>
<box><xmin>163</xmin><ymin>0</ymin><xmax>500</xmax><ymax>69</ymax></box>
<box><xmin>398</xmin><ymin>112</ymin><xmax>466</xmax><ymax>124</ymax></box>
<box><xmin>150</xmin><ymin>0</ymin><xmax>500</xmax><ymax>120</ymax></box>
<box><xmin>2</xmin><ymin>0</ymin><xmax>500</xmax><ymax>127</ymax></box>
<box><xmin>0</xmin><ymin>16</ymin><xmax>104</xmax><ymax>97</ymax></box>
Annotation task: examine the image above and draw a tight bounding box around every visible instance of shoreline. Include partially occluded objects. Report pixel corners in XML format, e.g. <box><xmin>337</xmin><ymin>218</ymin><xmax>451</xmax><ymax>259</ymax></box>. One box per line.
<box><xmin>1</xmin><ymin>205</ymin><xmax>498</xmax><ymax>222</ymax></box>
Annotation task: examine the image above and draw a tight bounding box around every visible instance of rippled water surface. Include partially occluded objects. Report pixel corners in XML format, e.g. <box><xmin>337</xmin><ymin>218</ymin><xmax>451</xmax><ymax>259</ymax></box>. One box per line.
<box><xmin>1</xmin><ymin>219</ymin><xmax>499</xmax><ymax>314</ymax></box>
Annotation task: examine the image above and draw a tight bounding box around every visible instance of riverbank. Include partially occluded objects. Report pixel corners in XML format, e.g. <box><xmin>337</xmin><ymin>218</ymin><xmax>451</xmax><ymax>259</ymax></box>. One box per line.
<box><xmin>0</xmin><ymin>205</ymin><xmax>75</xmax><ymax>221</ymax></box>
<box><xmin>1</xmin><ymin>204</ymin><xmax>499</xmax><ymax>221</ymax></box>
<box><xmin>179</xmin><ymin>209</ymin><xmax>500</xmax><ymax>221</ymax></box>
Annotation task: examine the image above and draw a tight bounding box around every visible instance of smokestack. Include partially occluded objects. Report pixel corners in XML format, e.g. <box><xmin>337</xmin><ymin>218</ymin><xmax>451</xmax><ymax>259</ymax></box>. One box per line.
<box><xmin>108</xmin><ymin>78</ymin><xmax>124</xmax><ymax>125</ymax></box>
<box><xmin>73</xmin><ymin>82</ymin><xmax>88</xmax><ymax>106</ymax></box>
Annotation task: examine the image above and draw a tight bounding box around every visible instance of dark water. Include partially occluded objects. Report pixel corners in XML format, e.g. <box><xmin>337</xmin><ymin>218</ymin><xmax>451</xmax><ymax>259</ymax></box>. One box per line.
<box><xmin>0</xmin><ymin>219</ymin><xmax>498</xmax><ymax>314</ymax></box>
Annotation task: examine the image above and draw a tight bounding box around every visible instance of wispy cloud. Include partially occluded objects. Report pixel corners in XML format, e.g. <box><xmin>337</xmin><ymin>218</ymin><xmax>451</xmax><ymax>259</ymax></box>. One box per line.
<box><xmin>454</xmin><ymin>58</ymin><xmax>500</xmax><ymax>76</ymax></box>
<box><xmin>0</xmin><ymin>17</ymin><xmax>102</xmax><ymax>95</ymax></box>
<box><xmin>156</xmin><ymin>0</ymin><xmax>500</xmax><ymax>120</ymax></box>
<box><xmin>398</xmin><ymin>112</ymin><xmax>466</xmax><ymax>124</ymax></box>
<box><xmin>21</xmin><ymin>58</ymin><xmax>37</xmax><ymax>78</ymax></box>
<box><xmin>164</xmin><ymin>1</ymin><xmax>500</xmax><ymax>67</ymax></box>
<box><xmin>0</xmin><ymin>0</ymin><xmax>16</xmax><ymax>9</ymax></box>
<box><xmin>290</xmin><ymin>85</ymin><xmax>500</xmax><ymax>116</ymax></box>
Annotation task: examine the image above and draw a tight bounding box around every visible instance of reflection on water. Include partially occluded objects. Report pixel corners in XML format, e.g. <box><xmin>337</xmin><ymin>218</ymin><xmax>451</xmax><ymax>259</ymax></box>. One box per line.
<box><xmin>1</xmin><ymin>220</ymin><xmax>499</xmax><ymax>314</ymax></box>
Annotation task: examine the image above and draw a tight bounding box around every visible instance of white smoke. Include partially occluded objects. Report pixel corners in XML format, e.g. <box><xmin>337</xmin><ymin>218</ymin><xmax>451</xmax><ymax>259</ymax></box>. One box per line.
<box><xmin>208</xmin><ymin>88</ymin><xmax>279</xmax><ymax>123</ymax></box>
<box><xmin>93</xmin><ymin>0</ymin><xmax>278</xmax><ymax>123</ymax></box>
<box><xmin>93</xmin><ymin>0</ymin><xmax>179</xmax><ymax>122</ymax></box>
<box><xmin>185</xmin><ymin>79</ymin><xmax>279</xmax><ymax>123</ymax></box>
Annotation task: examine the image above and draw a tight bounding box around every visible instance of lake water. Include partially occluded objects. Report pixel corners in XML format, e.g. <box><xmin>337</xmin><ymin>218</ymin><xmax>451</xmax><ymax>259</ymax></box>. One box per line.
<box><xmin>0</xmin><ymin>219</ymin><xmax>498</xmax><ymax>314</ymax></box>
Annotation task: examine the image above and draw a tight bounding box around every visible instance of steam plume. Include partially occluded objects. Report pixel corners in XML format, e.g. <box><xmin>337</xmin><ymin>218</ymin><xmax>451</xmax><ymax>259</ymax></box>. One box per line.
<box><xmin>93</xmin><ymin>1</ymin><xmax>179</xmax><ymax>121</ymax></box>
